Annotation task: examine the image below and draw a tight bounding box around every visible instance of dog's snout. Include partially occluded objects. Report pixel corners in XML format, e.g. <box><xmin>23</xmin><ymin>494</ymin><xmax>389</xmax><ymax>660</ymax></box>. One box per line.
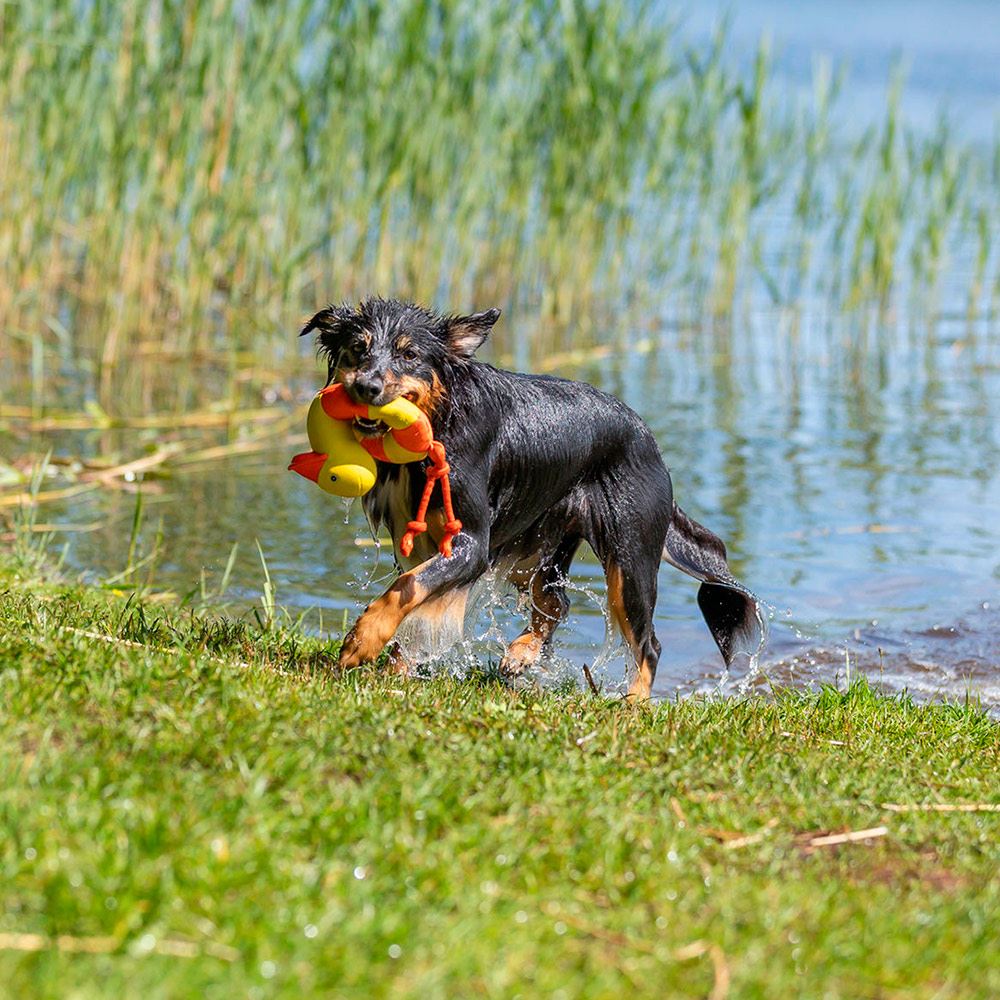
<box><xmin>352</xmin><ymin>373</ymin><xmax>384</xmax><ymax>403</ymax></box>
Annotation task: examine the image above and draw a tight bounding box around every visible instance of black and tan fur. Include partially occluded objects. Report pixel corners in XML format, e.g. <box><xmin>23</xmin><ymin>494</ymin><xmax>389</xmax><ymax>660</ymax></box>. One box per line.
<box><xmin>301</xmin><ymin>297</ymin><xmax>762</xmax><ymax>699</ymax></box>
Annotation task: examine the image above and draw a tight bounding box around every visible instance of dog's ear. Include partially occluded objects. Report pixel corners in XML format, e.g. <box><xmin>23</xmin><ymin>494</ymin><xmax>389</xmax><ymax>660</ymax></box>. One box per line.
<box><xmin>301</xmin><ymin>304</ymin><xmax>356</xmax><ymax>362</ymax></box>
<box><xmin>444</xmin><ymin>308</ymin><xmax>500</xmax><ymax>359</ymax></box>
<box><xmin>300</xmin><ymin>304</ymin><xmax>353</xmax><ymax>338</ymax></box>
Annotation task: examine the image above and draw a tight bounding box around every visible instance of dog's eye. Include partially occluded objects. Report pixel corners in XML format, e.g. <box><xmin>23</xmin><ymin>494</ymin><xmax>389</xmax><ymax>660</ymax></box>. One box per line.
<box><xmin>400</xmin><ymin>347</ymin><xmax>418</xmax><ymax>363</ymax></box>
<box><xmin>342</xmin><ymin>341</ymin><xmax>368</xmax><ymax>366</ymax></box>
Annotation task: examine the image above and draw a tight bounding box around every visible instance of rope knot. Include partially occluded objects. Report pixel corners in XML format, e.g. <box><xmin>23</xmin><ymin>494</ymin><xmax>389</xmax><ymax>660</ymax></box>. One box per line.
<box><xmin>400</xmin><ymin>440</ymin><xmax>461</xmax><ymax>558</ymax></box>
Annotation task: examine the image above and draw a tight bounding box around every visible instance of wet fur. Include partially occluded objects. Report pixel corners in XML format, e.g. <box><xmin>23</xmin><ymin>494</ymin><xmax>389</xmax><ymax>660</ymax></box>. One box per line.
<box><xmin>302</xmin><ymin>297</ymin><xmax>763</xmax><ymax>698</ymax></box>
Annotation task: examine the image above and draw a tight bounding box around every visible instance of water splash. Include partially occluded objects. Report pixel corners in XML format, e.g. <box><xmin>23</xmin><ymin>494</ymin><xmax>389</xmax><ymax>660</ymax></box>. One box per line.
<box><xmin>388</xmin><ymin>562</ymin><xmax>635</xmax><ymax>693</ymax></box>
<box><xmin>735</xmin><ymin>598</ymin><xmax>770</xmax><ymax>695</ymax></box>
<box><xmin>559</xmin><ymin>572</ymin><xmax>626</xmax><ymax>694</ymax></box>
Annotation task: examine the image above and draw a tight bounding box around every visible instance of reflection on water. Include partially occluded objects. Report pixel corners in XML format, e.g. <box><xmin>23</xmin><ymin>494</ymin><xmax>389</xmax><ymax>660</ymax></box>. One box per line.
<box><xmin>21</xmin><ymin>301</ymin><xmax>998</xmax><ymax>707</ymax></box>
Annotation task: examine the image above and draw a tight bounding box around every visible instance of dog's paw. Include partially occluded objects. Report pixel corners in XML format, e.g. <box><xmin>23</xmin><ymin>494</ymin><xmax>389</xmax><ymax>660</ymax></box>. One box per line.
<box><xmin>499</xmin><ymin>632</ymin><xmax>545</xmax><ymax>678</ymax></box>
<box><xmin>386</xmin><ymin>643</ymin><xmax>412</xmax><ymax>677</ymax></box>
<box><xmin>337</xmin><ymin>628</ymin><xmax>384</xmax><ymax>670</ymax></box>
<box><xmin>335</xmin><ymin>636</ymin><xmax>362</xmax><ymax>671</ymax></box>
<box><xmin>624</xmin><ymin>678</ymin><xmax>653</xmax><ymax>702</ymax></box>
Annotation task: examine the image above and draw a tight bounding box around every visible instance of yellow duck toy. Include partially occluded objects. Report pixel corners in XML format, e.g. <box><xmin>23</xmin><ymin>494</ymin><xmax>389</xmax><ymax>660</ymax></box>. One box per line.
<box><xmin>288</xmin><ymin>384</ymin><xmax>461</xmax><ymax>557</ymax></box>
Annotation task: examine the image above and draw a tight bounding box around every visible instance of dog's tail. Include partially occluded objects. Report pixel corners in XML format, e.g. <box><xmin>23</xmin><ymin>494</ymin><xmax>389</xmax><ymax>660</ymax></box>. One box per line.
<box><xmin>662</xmin><ymin>503</ymin><xmax>765</xmax><ymax>668</ymax></box>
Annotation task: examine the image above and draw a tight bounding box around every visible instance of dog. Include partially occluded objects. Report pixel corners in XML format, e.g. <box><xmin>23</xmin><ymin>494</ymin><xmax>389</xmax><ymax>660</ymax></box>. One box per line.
<box><xmin>301</xmin><ymin>297</ymin><xmax>762</xmax><ymax>698</ymax></box>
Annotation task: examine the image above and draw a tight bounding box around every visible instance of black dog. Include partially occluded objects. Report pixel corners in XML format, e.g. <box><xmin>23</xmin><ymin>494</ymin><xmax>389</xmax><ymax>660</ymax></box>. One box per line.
<box><xmin>301</xmin><ymin>297</ymin><xmax>761</xmax><ymax>698</ymax></box>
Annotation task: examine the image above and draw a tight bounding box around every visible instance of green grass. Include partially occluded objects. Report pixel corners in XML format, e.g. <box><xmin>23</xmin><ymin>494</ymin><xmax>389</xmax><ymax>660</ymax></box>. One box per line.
<box><xmin>1</xmin><ymin>560</ymin><xmax>998</xmax><ymax>998</ymax></box>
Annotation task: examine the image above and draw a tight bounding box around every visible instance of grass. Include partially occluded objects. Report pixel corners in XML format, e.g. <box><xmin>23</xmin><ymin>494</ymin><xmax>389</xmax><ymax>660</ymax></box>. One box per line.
<box><xmin>1</xmin><ymin>558</ymin><xmax>998</xmax><ymax>997</ymax></box>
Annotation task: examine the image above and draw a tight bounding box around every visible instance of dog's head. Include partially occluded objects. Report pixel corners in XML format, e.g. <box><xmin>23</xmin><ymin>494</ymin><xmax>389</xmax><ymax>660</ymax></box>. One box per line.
<box><xmin>301</xmin><ymin>297</ymin><xmax>499</xmax><ymax>429</ymax></box>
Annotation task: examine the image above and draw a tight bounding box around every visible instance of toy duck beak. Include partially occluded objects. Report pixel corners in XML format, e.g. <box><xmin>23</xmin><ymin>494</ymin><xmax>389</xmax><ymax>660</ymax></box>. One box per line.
<box><xmin>288</xmin><ymin>451</ymin><xmax>327</xmax><ymax>483</ymax></box>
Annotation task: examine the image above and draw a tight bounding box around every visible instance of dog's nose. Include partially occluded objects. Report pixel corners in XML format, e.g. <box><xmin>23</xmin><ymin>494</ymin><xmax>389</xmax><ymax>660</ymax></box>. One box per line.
<box><xmin>352</xmin><ymin>374</ymin><xmax>384</xmax><ymax>403</ymax></box>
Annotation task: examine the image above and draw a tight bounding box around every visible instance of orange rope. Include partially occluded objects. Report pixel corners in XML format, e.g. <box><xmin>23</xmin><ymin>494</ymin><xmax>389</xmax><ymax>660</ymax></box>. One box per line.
<box><xmin>399</xmin><ymin>441</ymin><xmax>462</xmax><ymax>558</ymax></box>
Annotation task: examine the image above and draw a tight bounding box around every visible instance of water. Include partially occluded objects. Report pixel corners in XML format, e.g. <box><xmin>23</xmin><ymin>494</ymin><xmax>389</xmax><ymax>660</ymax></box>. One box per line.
<box><xmin>680</xmin><ymin>0</ymin><xmax>1000</xmax><ymax>140</ymax></box>
<box><xmin>11</xmin><ymin>298</ymin><xmax>996</xmax><ymax>707</ymax></box>
<box><xmin>3</xmin><ymin>0</ymin><xmax>999</xmax><ymax>706</ymax></box>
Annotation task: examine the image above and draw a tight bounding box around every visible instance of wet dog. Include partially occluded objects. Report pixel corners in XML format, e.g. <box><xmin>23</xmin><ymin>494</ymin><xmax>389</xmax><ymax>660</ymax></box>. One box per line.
<box><xmin>301</xmin><ymin>297</ymin><xmax>761</xmax><ymax>698</ymax></box>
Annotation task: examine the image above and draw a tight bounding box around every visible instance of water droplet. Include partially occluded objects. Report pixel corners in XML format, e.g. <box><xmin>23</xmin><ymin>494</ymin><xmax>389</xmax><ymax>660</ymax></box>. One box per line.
<box><xmin>388</xmin><ymin>944</ymin><xmax>402</xmax><ymax>959</ymax></box>
<box><xmin>353</xmin><ymin>865</ymin><xmax>367</xmax><ymax>880</ymax></box>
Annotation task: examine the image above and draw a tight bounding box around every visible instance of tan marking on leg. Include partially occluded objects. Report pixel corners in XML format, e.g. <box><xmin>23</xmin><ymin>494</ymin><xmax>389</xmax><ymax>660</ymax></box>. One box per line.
<box><xmin>501</xmin><ymin>565</ymin><xmax>567</xmax><ymax>677</ymax></box>
<box><xmin>505</xmin><ymin>552</ymin><xmax>540</xmax><ymax>593</ymax></box>
<box><xmin>626</xmin><ymin>663</ymin><xmax>654</xmax><ymax>702</ymax></box>
<box><xmin>338</xmin><ymin>557</ymin><xmax>435</xmax><ymax>669</ymax></box>
<box><xmin>606</xmin><ymin>563</ymin><xmax>654</xmax><ymax>702</ymax></box>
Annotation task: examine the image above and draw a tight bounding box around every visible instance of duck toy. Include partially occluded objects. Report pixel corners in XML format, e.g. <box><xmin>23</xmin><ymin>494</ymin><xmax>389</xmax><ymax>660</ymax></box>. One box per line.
<box><xmin>288</xmin><ymin>383</ymin><xmax>461</xmax><ymax>557</ymax></box>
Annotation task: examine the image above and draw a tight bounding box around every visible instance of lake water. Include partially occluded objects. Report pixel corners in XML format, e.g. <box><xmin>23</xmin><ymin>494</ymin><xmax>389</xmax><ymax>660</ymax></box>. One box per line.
<box><xmin>4</xmin><ymin>0</ymin><xmax>999</xmax><ymax>707</ymax></box>
<box><xmin>680</xmin><ymin>0</ymin><xmax>1000</xmax><ymax>139</ymax></box>
<box><xmin>23</xmin><ymin>297</ymin><xmax>998</xmax><ymax>707</ymax></box>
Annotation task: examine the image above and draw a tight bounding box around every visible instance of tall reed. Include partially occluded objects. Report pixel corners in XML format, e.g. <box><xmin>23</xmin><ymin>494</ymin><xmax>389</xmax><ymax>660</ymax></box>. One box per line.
<box><xmin>0</xmin><ymin>0</ymin><xmax>997</xmax><ymax>399</ymax></box>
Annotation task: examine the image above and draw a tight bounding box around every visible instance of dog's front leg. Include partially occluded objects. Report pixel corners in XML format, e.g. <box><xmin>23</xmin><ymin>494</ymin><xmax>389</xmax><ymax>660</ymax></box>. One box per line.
<box><xmin>337</xmin><ymin>532</ymin><xmax>488</xmax><ymax>670</ymax></box>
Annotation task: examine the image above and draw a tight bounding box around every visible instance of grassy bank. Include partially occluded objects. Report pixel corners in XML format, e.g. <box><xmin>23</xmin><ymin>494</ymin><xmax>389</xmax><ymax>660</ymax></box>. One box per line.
<box><xmin>1</xmin><ymin>560</ymin><xmax>998</xmax><ymax>997</ymax></box>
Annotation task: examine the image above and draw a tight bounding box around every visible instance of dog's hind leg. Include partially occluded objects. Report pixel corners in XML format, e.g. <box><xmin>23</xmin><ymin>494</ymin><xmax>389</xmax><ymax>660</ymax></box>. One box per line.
<box><xmin>501</xmin><ymin>534</ymin><xmax>580</xmax><ymax>677</ymax></box>
<box><xmin>603</xmin><ymin>554</ymin><xmax>663</xmax><ymax>701</ymax></box>
<box><xmin>587</xmin><ymin>467</ymin><xmax>671</xmax><ymax>700</ymax></box>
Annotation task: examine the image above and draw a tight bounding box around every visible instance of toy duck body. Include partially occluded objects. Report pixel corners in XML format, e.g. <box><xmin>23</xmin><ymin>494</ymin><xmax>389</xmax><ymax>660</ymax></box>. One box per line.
<box><xmin>289</xmin><ymin>384</ymin><xmax>431</xmax><ymax>498</ymax></box>
<box><xmin>288</xmin><ymin>384</ymin><xmax>461</xmax><ymax>556</ymax></box>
